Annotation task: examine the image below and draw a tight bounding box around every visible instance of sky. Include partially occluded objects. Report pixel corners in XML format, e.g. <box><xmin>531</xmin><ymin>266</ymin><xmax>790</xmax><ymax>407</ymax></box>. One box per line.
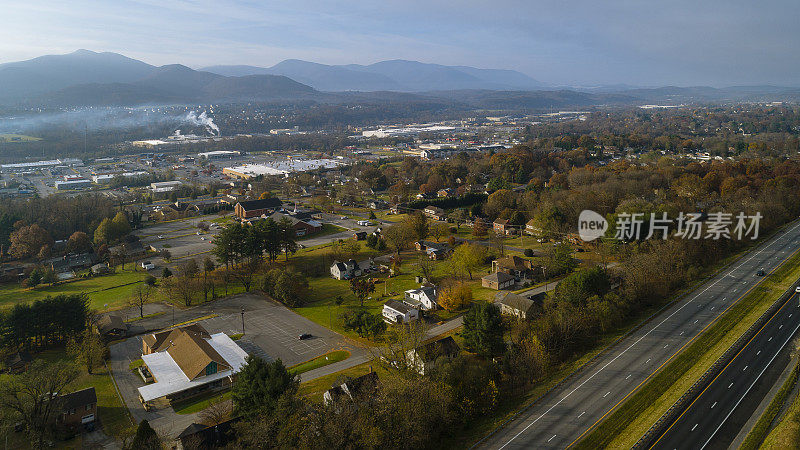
<box><xmin>1</xmin><ymin>0</ymin><xmax>799</xmax><ymax>87</ymax></box>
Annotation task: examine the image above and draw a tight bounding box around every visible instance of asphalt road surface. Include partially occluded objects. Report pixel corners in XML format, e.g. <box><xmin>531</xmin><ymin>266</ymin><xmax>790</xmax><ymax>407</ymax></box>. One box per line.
<box><xmin>480</xmin><ymin>219</ymin><xmax>800</xmax><ymax>449</ymax></box>
<box><xmin>650</xmin><ymin>283</ymin><xmax>800</xmax><ymax>449</ymax></box>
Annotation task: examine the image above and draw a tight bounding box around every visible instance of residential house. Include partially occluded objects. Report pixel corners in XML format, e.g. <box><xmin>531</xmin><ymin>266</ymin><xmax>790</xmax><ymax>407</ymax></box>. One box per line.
<box><xmin>234</xmin><ymin>197</ymin><xmax>283</xmax><ymax>219</ymax></box>
<box><xmin>156</xmin><ymin>201</ymin><xmax>200</xmax><ymax>221</ymax></box>
<box><xmin>266</xmin><ymin>212</ymin><xmax>322</xmax><ymax>237</ymax></box>
<box><xmin>97</xmin><ymin>314</ymin><xmax>127</xmax><ymax>339</ymax></box>
<box><xmin>330</xmin><ymin>259</ymin><xmax>361</xmax><ymax>280</ymax></box>
<box><xmin>382</xmin><ymin>300</ymin><xmax>420</xmax><ymax>324</ymax></box>
<box><xmin>423</xmin><ymin>205</ymin><xmax>447</xmax><ymax>221</ymax></box>
<box><xmin>492</xmin><ymin>255</ymin><xmax>538</xmax><ymax>281</ymax></box>
<box><xmin>416</xmin><ymin>192</ymin><xmax>437</xmax><ymax>200</ymax></box>
<box><xmin>437</xmin><ymin>188</ymin><xmax>453</xmax><ymax>198</ymax></box>
<box><xmin>176</xmin><ymin>418</ymin><xmax>239</xmax><ymax>450</ymax></box>
<box><xmin>493</xmin><ymin>218</ymin><xmax>511</xmax><ymax>235</ymax></box>
<box><xmin>91</xmin><ymin>262</ymin><xmax>110</xmax><ymax>275</ymax></box>
<box><xmin>323</xmin><ymin>371</ymin><xmax>379</xmax><ymax>405</ymax></box>
<box><xmin>138</xmin><ymin>324</ymin><xmax>248</xmax><ymax>405</ymax></box>
<box><xmin>406</xmin><ymin>336</ymin><xmax>460</xmax><ymax>375</ymax></box>
<box><xmin>368</xmin><ymin>199</ymin><xmax>389</xmax><ymax>210</ymax></box>
<box><xmin>404</xmin><ymin>285</ymin><xmax>439</xmax><ymax>310</ymax></box>
<box><xmin>58</xmin><ymin>387</ymin><xmax>97</xmax><ymax>432</ymax></box>
<box><xmin>414</xmin><ymin>240</ymin><xmax>452</xmax><ymax>260</ymax></box>
<box><xmin>110</xmin><ymin>240</ymin><xmax>147</xmax><ymax>261</ymax></box>
<box><xmin>45</xmin><ymin>253</ymin><xmax>95</xmax><ymax>274</ymax></box>
<box><xmin>353</xmin><ymin>231</ymin><xmax>367</xmax><ymax>241</ymax></box>
<box><xmin>4</xmin><ymin>350</ymin><xmax>32</xmax><ymax>374</ymax></box>
<box><xmin>482</xmin><ymin>271</ymin><xmax>515</xmax><ymax>290</ymax></box>
<box><xmin>496</xmin><ymin>292</ymin><xmax>540</xmax><ymax>320</ymax></box>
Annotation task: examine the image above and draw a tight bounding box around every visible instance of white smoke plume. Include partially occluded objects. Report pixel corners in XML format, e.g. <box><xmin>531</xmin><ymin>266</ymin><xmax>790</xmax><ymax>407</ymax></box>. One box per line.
<box><xmin>182</xmin><ymin>111</ymin><xmax>220</xmax><ymax>136</ymax></box>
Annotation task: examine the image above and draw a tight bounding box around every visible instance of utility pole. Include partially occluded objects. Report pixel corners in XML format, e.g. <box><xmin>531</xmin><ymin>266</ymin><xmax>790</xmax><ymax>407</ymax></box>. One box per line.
<box><xmin>240</xmin><ymin>307</ymin><xmax>245</xmax><ymax>335</ymax></box>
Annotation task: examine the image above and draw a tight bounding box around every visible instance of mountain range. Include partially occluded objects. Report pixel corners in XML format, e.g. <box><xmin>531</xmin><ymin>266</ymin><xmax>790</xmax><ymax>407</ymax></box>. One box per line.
<box><xmin>200</xmin><ymin>59</ymin><xmax>547</xmax><ymax>92</ymax></box>
<box><xmin>1</xmin><ymin>50</ymin><xmax>798</xmax><ymax>108</ymax></box>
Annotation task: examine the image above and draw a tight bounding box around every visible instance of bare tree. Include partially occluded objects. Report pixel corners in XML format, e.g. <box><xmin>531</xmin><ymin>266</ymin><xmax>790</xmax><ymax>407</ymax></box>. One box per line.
<box><xmin>199</xmin><ymin>398</ymin><xmax>232</xmax><ymax>426</ymax></box>
<box><xmin>0</xmin><ymin>360</ymin><xmax>79</xmax><ymax>448</ymax></box>
<box><xmin>372</xmin><ymin>321</ymin><xmax>429</xmax><ymax>375</ymax></box>
<box><xmin>129</xmin><ymin>283</ymin><xmax>153</xmax><ymax>318</ymax></box>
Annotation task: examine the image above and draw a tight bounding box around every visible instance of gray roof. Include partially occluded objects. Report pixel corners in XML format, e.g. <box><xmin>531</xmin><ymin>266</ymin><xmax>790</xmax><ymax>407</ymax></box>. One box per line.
<box><xmin>384</xmin><ymin>299</ymin><xmax>416</xmax><ymax>314</ymax></box>
<box><xmin>497</xmin><ymin>292</ymin><xmax>536</xmax><ymax>312</ymax></box>
<box><xmin>483</xmin><ymin>271</ymin><xmax>515</xmax><ymax>283</ymax></box>
<box><xmin>60</xmin><ymin>387</ymin><xmax>96</xmax><ymax>411</ymax></box>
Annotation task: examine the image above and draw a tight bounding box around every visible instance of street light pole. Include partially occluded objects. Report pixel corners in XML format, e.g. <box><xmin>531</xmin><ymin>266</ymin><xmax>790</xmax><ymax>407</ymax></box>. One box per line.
<box><xmin>240</xmin><ymin>307</ymin><xmax>245</xmax><ymax>335</ymax></box>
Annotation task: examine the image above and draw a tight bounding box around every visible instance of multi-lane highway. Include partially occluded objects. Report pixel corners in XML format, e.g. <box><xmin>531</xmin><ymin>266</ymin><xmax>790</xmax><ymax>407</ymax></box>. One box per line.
<box><xmin>649</xmin><ymin>280</ymin><xmax>800</xmax><ymax>449</ymax></box>
<box><xmin>479</xmin><ymin>219</ymin><xmax>800</xmax><ymax>449</ymax></box>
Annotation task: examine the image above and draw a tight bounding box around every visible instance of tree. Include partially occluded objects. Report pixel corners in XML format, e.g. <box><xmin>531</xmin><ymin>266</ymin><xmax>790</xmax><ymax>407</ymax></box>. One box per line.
<box><xmin>417</xmin><ymin>256</ymin><xmax>436</xmax><ymax>282</ymax></box>
<box><xmin>66</xmin><ymin>328</ymin><xmax>106</xmax><ymax>374</ymax></box>
<box><xmin>438</xmin><ymin>282</ymin><xmax>473</xmax><ymax>311</ymax></box>
<box><xmin>232</xmin><ymin>356</ymin><xmax>299</xmax><ymax>417</ymax></box>
<box><xmin>0</xmin><ymin>360</ymin><xmax>79</xmax><ymax>448</ymax></box>
<box><xmin>472</xmin><ymin>219</ymin><xmax>487</xmax><ymax>237</ymax></box>
<box><xmin>462</xmin><ymin>301</ymin><xmax>505</xmax><ymax>358</ymax></box>
<box><xmin>546</xmin><ymin>243</ymin><xmax>577</xmax><ymax>277</ymax></box>
<box><xmin>343</xmin><ymin>310</ymin><xmax>387</xmax><ymax>338</ymax></box>
<box><xmin>349</xmin><ymin>278</ymin><xmax>375</xmax><ymax>307</ymax></box>
<box><xmin>405</xmin><ymin>212</ymin><xmax>429</xmax><ymax>241</ymax></box>
<box><xmin>161</xmin><ymin>267</ymin><xmax>172</xmax><ymax>278</ymax></box>
<box><xmin>449</xmin><ymin>243</ymin><xmax>485</xmax><ymax>280</ymax></box>
<box><xmin>199</xmin><ymin>398</ymin><xmax>232</xmax><ymax>427</ymax></box>
<box><xmin>202</xmin><ymin>256</ymin><xmax>216</xmax><ymax>302</ymax></box>
<box><xmin>66</xmin><ymin>231</ymin><xmax>92</xmax><ymax>254</ymax></box>
<box><xmin>27</xmin><ymin>267</ymin><xmax>43</xmax><ymax>287</ymax></box>
<box><xmin>264</xmin><ymin>268</ymin><xmax>310</xmax><ymax>307</ymax></box>
<box><xmin>430</xmin><ymin>222</ymin><xmax>449</xmax><ymax>242</ymax></box>
<box><xmin>277</xmin><ymin>217</ymin><xmax>298</xmax><ymax>261</ymax></box>
<box><xmin>9</xmin><ymin>224</ymin><xmax>53</xmax><ymax>259</ymax></box>
<box><xmin>93</xmin><ymin>218</ymin><xmax>114</xmax><ymax>245</ymax></box>
<box><xmin>129</xmin><ymin>284</ymin><xmax>153</xmax><ymax>318</ymax></box>
<box><xmin>130</xmin><ymin>419</ymin><xmax>161</xmax><ymax>450</ymax></box>
<box><xmin>383</xmin><ymin>223</ymin><xmax>412</xmax><ymax>254</ymax></box>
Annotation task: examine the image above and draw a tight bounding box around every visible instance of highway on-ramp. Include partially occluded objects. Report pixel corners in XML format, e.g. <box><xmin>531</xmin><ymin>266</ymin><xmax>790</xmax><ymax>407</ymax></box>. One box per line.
<box><xmin>479</xmin><ymin>219</ymin><xmax>800</xmax><ymax>449</ymax></box>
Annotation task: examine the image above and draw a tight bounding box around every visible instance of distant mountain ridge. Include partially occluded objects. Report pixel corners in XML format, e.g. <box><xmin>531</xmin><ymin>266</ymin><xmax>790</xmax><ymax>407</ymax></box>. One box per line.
<box><xmin>201</xmin><ymin>58</ymin><xmax>547</xmax><ymax>92</ymax></box>
<box><xmin>0</xmin><ymin>50</ymin><xmax>317</xmax><ymax>106</ymax></box>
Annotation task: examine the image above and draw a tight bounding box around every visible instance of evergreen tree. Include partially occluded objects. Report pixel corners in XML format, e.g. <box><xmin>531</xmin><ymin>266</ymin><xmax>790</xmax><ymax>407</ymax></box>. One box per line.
<box><xmin>130</xmin><ymin>419</ymin><xmax>161</xmax><ymax>450</ymax></box>
<box><xmin>232</xmin><ymin>356</ymin><xmax>299</xmax><ymax>417</ymax></box>
<box><xmin>462</xmin><ymin>301</ymin><xmax>505</xmax><ymax>357</ymax></box>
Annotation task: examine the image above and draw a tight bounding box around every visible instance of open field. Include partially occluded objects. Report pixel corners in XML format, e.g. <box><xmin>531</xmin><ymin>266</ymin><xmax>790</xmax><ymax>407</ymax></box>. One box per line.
<box><xmin>577</xmin><ymin>249</ymin><xmax>800</xmax><ymax>449</ymax></box>
<box><xmin>761</xmin><ymin>367</ymin><xmax>800</xmax><ymax>448</ymax></box>
<box><xmin>0</xmin><ymin>268</ymin><xmax>149</xmax><ymax>311</ymax></box>
<box><xmin>290</xmin><ymin>350</ymin><xmax>351</xmax><ymax>375</ymax></box>
<box><xmin>0</xmin><ymin>133</ymin><xmax>41</xmax><ymax>142</ymax></box>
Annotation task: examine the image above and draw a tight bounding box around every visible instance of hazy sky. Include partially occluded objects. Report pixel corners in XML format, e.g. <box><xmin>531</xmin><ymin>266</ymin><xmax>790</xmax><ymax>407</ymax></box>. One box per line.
<box><xmin>2</xmin><ymin>0</ymin><xmax>798</xmax><ymax>87</ymax></box>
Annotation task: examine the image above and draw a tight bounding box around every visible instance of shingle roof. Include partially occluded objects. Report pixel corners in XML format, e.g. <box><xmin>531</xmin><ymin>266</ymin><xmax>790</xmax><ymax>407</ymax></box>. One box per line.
<box><xmin>60</xmin><ymin>387</ymin><xmax>96</xmax><ymax>411</ymax></box>
<box><xmin>237</xmin><ymin>198</ymin><xmax>282</xmax><ymax>211</ymax></box>
<box><xmin>483</xmin><ymin>271</ymin><xmax>515</xmax><ymax>283</ymax></box>
<box><xmin>384</xmin><ymin>299</ymin><xmax>415</xmax><ymax>314</ymax></box>
<box><xmin>165</xmin><ymin>327</ymin><xmax>230</xmax><ymax>380</ymax></box>
<box><xmin>497</xmin><ymin>292</ymin><xmax>536</xmax><ymax>311</ymax></box>
<box><xmin>416</xmin><ymin>336</ymin><xmax>460</xmax><ymax>362</ymax></box>
<box><xmin>97</xmin><ymin>314</ymin><xmax>126</xmax><ymax>335</ymax></box>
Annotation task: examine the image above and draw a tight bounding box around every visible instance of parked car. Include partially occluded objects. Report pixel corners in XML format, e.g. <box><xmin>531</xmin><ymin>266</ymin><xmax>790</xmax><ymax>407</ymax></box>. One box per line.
<box><xmin>298</xmin><ymin>333</ymin><xmax>312</xmax><ymax>340</ymax></box>
<box><xmin>157</xmin><ymin>235</ymin><xmax>164</xmax><ymax>239</ymax></box>
<box><xmin>141</xmin><ymin>261</ymin><xmax>155</xmax><ymax>270</ymax></box>
<box><xmin>756</xmin><ymin>269</ymin><xmax>766</xmax><ymax>276</ymax></box>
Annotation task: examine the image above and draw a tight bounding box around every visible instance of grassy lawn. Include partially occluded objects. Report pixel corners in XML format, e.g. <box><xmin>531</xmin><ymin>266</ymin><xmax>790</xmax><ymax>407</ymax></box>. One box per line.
<box><xmin>0</xmin><ymin>133</ymin><xmax>41</xmax><ymax>142</ymax></box>
<box><xmin>172</xmin><ymin>391</ymin><xmax>231</xmax><ymax>415</ymax></box>
<box><xmin>298</xmin><ymin>362</ymin><xmax>387</xmax><ymax>402</ymax></box>
<box><xmin>300</xmin><ymin>223</ymin><xmax>347</xmax><ymax>241</ymax></box>
<box><xmin>290</xmin><ymin>350</ymin><xmax>350</xmax><ymax>375</ymax></box>
<box><xmin>576</xmin><ymin>249</ymin><xmax>800</xmax><ymax>449</ymax></box>
<box><xmin>0</xmin><ymin>268</ymin><xmax>149</xmax><ymax>311</ymax></box>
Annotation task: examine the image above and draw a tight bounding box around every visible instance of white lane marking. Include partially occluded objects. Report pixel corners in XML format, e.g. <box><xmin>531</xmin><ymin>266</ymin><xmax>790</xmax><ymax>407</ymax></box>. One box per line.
<box><xmin>496</xmin><ymin>223</ymin><xmax>800</xmax><ymax>449</ymax></box>
<box><xmin>757</xmin><ymin>350</ymin><xmax>761</xmax><ymax>355</ymax></box>
<box><xmin>646</xmin><ymin>358</ymin><xmax>652</xmax><ymax>364</ymax></box>
<box><xmin>664</xmin><ymin>345</ymin><xmax>669</xmax><ymax>349</ymax></box>
<box><xmin>702</xmin><ymin>315</ymin><xmax>800</xmax><ymax>449</ymax></box>
<box><xmin>603</xmin><ymin>391</ymin><xmax>610</xmax><ymax>398</ymax></box>
<box><xmin>744</xmin><ymin>365</ymin><xmax>748</xmax><ymax>371</ymax></box>
<box><xmin>711</xmin><ymin>306</ymin><xmax>715</xmax><ymax>311</ymax></box>
<box><xmin>779</xmin><ymin>324</ymin><xmax>784</xmax><ymax>329</ymax></box>
<box><xmin>769</xmin><ymin>337</ymin><xmax>773</xmax><ymax>342</ymax></box>
<box><xmin>711</xmin><ymin>402</ymin><xmax>717</xmax><ymax>409</ymax></box>
<box><xmin>625</xmin><ymin>374</ymin><xmax>632</xmax><ymax>380</ymax></box>
<box><xmin>680</xmin><ymin>331</ymin><xmax>684</xmax><ymax>336</ymax></box>
<box><xmin>692</xmin><ymin>424</ymin><xmax>698</xmax><ymax>431</ymax></box>
<box><xmin>695</xmin><ymin>320</ymin><xmax>699</xmax><ymax>324</ymax></box>
<box><xmin>578</xmin><ymin>411</ymin><xmax>585</xmax><ymax>418</ymax></box>
<box><xmin>728</xmin><ymin>383</ymin><xmax>734</xmax><ymax>389</ymax></box>
<box><xmin>547</xmin><ymin>434</ymin><xmax>557</xmax><ymax>442</ymax></box>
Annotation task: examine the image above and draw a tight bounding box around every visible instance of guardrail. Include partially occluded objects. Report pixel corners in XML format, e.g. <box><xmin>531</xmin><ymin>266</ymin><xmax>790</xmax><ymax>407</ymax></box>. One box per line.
<box><xmin>634</xmin><ymin>275</ymin><xmax>800</xmax><ymax>448</ymax></box>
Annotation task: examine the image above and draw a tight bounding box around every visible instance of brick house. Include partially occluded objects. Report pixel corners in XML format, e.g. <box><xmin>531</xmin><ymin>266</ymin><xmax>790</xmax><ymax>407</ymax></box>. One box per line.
<box><xmin>234</xmin><ymin>198</ymin><xmax>283</xmax><ymax>219</ymax></box>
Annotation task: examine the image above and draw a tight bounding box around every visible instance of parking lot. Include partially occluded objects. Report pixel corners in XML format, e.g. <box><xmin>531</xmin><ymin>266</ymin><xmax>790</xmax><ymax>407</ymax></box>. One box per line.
<box><xmin>108</xmin><ymin>293</ymin><xmax>364</xmax><ymax>437</ymax></box>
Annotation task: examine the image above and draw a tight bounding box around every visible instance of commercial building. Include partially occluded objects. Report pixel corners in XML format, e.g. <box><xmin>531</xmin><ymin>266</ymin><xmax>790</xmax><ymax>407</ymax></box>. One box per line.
<box><xmin>222</xmin><ymin>159</ymin><xmax>341</xmax><ymax>179</ymax></box>
<box><xmin>234</xmin><ymin>198</ymin><xmax>283</xmax><ymax>219</ymax></box>
<box><xmin>92</xmin><ymin>171</ymin><xmax>149</xmax><ymax>184</ymax></box>
<box><xmin>55</xmin><ymin>179</ymin><xmax>92</xmax><ymax>190</ymax></box>
<box><xmin>150</xmin><ymin>180</ymin><xmax>183</xmax><ymax>192</ymax></box>
<box><xmin>138</xmin><ymin>324</ymin><xmax>248</xmax><ymax>404</ymax></box>
<box><xmin>0</xmin><ymin>158</ymin><xmax>82</xmax><ymax>172</ymax></box>
<box><xmin>197</xmin><ymin>150</ymin><xmax>240</xmax><ymax>159</ymax></box>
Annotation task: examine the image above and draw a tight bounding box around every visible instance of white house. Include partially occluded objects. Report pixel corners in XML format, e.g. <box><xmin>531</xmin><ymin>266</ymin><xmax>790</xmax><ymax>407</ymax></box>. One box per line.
<box><xmin>382</xmin><ymin>300</ymin><xmax>419</xmax><ymax>324</ymax></box>
<box><xmin>330</xmin><ymin>259</ymin><xmax>361</xmax><ymax>280</ymax></box>
<box><xmin>404</xmin><ymin>286</ymin><xmax>439</xmax><ymax>310</ymax></box>
<box><xmin>406</xmin><ymin>336</ymin><xmax>460</xmax><ymax>375</ymax></box>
